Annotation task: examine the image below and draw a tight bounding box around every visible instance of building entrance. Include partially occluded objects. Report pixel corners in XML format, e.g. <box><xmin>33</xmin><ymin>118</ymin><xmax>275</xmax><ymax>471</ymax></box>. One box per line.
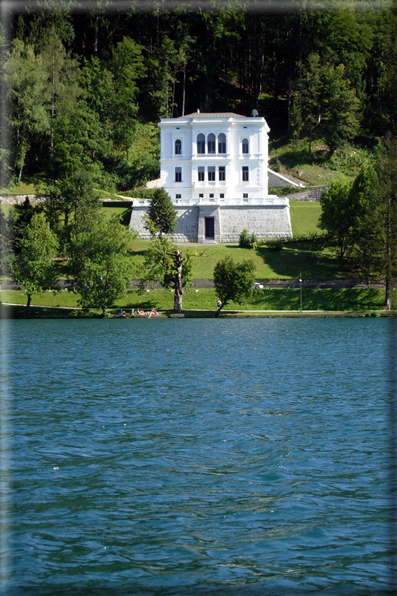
<box><xmin>205</xmin><ymin>217</ymin><xmax>215</xmax><ymax>238</ymax></box>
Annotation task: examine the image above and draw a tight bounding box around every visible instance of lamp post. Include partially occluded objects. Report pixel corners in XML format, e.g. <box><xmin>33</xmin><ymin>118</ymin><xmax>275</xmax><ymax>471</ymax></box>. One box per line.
<box><xmin>299</xmin><ymin>273</ymin><xmax>302</xmax><ymax>312</ymax></box>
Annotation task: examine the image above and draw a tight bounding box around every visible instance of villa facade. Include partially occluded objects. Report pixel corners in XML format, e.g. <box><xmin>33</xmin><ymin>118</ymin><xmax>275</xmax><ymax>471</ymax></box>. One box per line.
<box><xmin>129</xmin><ymin>112</ymin><xmax>293</xmax><ymax>243</ymax></box>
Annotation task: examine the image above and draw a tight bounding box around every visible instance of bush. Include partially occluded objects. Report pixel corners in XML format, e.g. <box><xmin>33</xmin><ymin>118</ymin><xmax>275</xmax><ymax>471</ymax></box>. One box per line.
<box><xmin>239</xmin><ymin>229</ymin><xmax>258</xmax><ymax>249</ymax></box>
<box><xmin>266</xmin><ymin>237</ymin><xmax>285</xmax><ymax>251</ymax></box>
<box><xmin>286</xmin><ymin>231</ymin><xmax>328</xmax><ymax>249</ymax></box>
<box><xmin>273</xmin><ymin>158</ymin><xmax>282</xmax><ymax>173</ymax></box>
<box><xmin>239</xmin><ymin>228</ymin><xmax>250</xmax><ymax>248</ymax></box>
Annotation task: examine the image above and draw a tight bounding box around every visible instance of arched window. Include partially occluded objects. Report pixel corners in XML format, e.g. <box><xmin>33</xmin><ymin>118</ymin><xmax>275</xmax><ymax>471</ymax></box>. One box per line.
<box><xmin>207</xmin><ymin>133</ymin><xmax>216</xmax><ymax>154</ymax></box>
<box><xmin>175</xmin><ymin>139</ymin><xmax>182</xmax><ymax>155</ymax></box>
<box><xmin>218</xmin><ymin>133</ymin><xmax>226</xmax><ymax>153</ymax></box>
<box><xmin>242</xmin><ymin>138</ymin><xmax>249</xmax><ymax>154</ymax></box>
<box><xmin>197</xmin><ymin>133</ymin><xmax>205</xmax><ymax>154</ymax></box>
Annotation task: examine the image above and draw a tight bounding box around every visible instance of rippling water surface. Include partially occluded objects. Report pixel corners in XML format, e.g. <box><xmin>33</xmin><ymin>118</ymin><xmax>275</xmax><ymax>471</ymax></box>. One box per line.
<box><xmin>1</xmin><ymin>318</ymin><xmax>394</xmax><ymax>595</ymax></box>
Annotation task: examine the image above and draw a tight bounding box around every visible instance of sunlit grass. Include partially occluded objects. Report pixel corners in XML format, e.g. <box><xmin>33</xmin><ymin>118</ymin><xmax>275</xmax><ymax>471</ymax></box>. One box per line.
<box><xmin>1</xmin><ymin>287</ymin><xmax>390</xmax><ymax>313</ymax></box>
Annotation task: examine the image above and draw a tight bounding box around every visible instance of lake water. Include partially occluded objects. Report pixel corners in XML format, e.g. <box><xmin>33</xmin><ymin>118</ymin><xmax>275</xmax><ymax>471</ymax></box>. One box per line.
<box><xmin>1</xmin><ymin>318</ymin><xmax>396</xmax><ymax>595</ymax></box>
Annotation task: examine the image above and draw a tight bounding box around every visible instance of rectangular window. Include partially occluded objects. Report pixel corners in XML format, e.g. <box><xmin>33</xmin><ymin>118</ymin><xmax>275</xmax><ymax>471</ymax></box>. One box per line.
<box><xmin>243</xmin><ymin>193</ymin><xmax>248</xmax><ymax>198</ymax></box>
<box><xmin>219</xmin><ymin>166</ymin><xmax>225</xmax><ymax>181</ymax></box>
<box><xmin>199</xmin><ymin>193</ymin><xmax>204</xmax><ymax>198</ymax></box>
<box><xmin>175</xmin><ymin>167</ymin><xmax>182</xmax><ymax>182</ymax></box>
<box><xmin>208</xmin><ymin>166</ymin><xmax>215</xmax><ymax>181</ymax></box>
<box><xmin>209</xmin><ymin>193</ymin><xmax>214</xmax><ymax>198</ymax></box>
<box><xmin>198</xmin><ymin>167</ymin><xmax>205</xmax><ymax>181</ymax></box>
<box><xmin>220</xmin><ymin>193</ymin><xmax>224</xmax><ymax>199</ymax></box>
<box><xmin>242</xmin><ymin>166</ymin><xmax>249</xmax><ymax>182</ymax></box>
<box><xmin>176</xmin><ymin>194</ymin><xmax>181</xmax><ymax>199</ymax></box>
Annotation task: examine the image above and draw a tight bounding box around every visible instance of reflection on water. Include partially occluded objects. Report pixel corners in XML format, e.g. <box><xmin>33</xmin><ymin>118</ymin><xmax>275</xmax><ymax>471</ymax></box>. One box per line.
<box><xmin>1</xmin><ymin>319</ymin><xmax>394</xmax><ymax>595</ymax></box>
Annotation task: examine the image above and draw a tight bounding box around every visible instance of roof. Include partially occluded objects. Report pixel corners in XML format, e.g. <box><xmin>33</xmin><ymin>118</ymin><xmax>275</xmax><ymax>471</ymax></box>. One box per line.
<box><xmin>178</xmin><ymin>112</ymin><xmax>247</xmax><ymax>119</ymax></box>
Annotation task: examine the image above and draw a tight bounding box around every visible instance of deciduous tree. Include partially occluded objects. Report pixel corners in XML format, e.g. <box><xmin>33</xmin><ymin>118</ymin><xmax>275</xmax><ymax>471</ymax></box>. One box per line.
<box><xmin>69</xmin><ymin>213</ymin><xmax>135</xmax><ymax>314</ymax></box>
<box><xmin>140</xmin><ymin>220</ymin><xmax>194</xmax><ymax>314</ymax></box>
<box><xmin>4</xmin><ymin>39</ymin><xmax>49</xmax><ymax>182</ymax></box>
<box><xmin>213</xmin><ymin>256</ymin><xmax>255</xmax><ymax>315</ymax></box>
<box><xmin>12</xmin><ymin>212</ymin><xmax>59</xmax><ymax>313</ymax></box>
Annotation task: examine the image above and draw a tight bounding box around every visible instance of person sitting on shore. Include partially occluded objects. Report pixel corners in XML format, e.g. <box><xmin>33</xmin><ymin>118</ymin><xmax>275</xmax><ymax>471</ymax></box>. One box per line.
<box><xmin>150</xmin><ymin>309</ymin><xmax>160</xmax><ymax>317</ymax></box>
<box><xmin>137</xmin><ymin>308</ymin><xmax>145</xmax><ymax>316</ymax></box>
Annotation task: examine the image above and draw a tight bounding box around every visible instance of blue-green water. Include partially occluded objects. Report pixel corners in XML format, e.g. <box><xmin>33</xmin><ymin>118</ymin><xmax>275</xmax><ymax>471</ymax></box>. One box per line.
<box><xmin>1</xmin><ymin>319</ymin><xmax>395</xmax><ymax>595</ymax></box>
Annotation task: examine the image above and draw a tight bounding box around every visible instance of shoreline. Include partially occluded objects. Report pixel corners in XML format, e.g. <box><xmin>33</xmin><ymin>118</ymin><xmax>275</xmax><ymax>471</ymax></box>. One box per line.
<box><xmin>1</xmin><ymin>303</ymin><xmax>395</xmax><ymax>319</ymax></box>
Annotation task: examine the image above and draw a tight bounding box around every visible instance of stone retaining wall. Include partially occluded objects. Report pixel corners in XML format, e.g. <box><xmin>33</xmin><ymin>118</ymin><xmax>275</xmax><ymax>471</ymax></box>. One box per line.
<box><xmin>0</xmin><ymin>194</ymin><xmax>43</xmax><ymax>204</ymax></box>
<box><xmin>287</xmin><ymin>187</ymin><xmax>329</xmax><ymax>202</ymax></box>
<box><xmin>129</xmin><ymin>203</ymin><xmax>293</xmax><ymax>243</ymax></box>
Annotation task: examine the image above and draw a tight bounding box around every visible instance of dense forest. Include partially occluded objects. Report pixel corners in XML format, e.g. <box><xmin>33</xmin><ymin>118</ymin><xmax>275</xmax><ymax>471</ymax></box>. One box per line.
<box><xmin>1</xmin><ymin>0</ymin><xmax>396</xmax><ymax>192</ymax></box>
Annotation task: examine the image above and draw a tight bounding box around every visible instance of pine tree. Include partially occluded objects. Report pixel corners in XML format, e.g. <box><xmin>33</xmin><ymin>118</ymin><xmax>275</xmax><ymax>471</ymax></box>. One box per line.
<box><xmin>146</xmin><ymin>187</ymin><xmax>177</xmax><ymax>237</ymax></box>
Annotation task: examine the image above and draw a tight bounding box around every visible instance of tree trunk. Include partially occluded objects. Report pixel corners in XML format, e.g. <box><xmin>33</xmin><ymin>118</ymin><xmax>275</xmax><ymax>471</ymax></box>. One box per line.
<box><xmin>386</xmin><ymin>184</ymin><xmax>392</xmax><ymax>310</ymax></box>
<box><xmin>182</xmin><ymin>62</ymin><xmax>186</xmax><ymax>117</ymax></box>
<box><xmin>299</xmin><ymin>7</ymin><xmax>302</xmax><ymax>117</ymax></box>
<box><xmin>386</xmin><ymin>277</ymin><xmax>392</xmax><ymax>311</ymax></box>
<box><xmin>173</xmin><ymin>251</ymin><xmax>183</xmax><ymax>313</ymax></box>
<box><xmin>18</xmin><ymin>150</ymin><xmax>25</xmax><ymax>183</ymax></box>
<box><xmin>51</xmin><ymin>52</ymin><xmax>55</xmax><ymax>159</ymax></box>
<box><xmin>94</xmin><ymin>14</ymin><xmax>99</xmax><ymax>54</ymax></box>
<box><xmin>27</xmin><ymin>293</ymin><xmax>31</xmax><ymax>316</ymax></box>
<box><xmin>287</xmin><ymin>79</ymin><xmax>291</xmax><ymax>137</ymax></box>
<box><xmin>172</xmin><ymin>79</ymin><xmax>175</xmax><ymax>118</ymax></box>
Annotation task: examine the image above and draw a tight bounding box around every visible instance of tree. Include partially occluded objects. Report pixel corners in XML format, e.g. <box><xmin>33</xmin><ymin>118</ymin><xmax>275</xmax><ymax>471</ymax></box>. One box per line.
<box><xmin>140</xmin><ymin>220</ymin><xmax>194</xmax><ymax>314</ymax></box>
<box><xmin>213</xmin><ymin>256</ymin><xmax>256</xmax><ymax>314</ymax></box>
<box><xmin>41</xmin><ymin>29</ymin><xmax>82</xmax><ymax>180</ymax></box>
<box><xmin>12</xmin><ymin>212</ymin><xmax>59</xmax><ymax>313</ymax></box>
<box><xmin>109</xmin><ymin>37</ymin><xmax>146</xmax><ymax>158</ymax></box>
<box><xmin>377</xmin><ymin>133</ymin><xmax>397</xmax><ymax>310</ymax></box>
<box><xmin>300</xmin><ymin>55</ymin><xmax>360</xmax><ymax>152</ymax></box>
<box><xmin>0</xmin><ymin>209</ymin><xmax>13</xmax><ymax>275</ymax></box>
<box><xmin>4</xmin><ymin>39</ymin><xmax>50</xmax><ymax>182</ymax></box>
<box><xmin>146</xmin><ymin>187</ymin><xmax>177</xmax><ymax>236</ymax></box>
<box><xmin>347</xmin><ymin>165</ymin><xmax>383</xmax><ymax>280</ymax></box>
<box><xmin>44</xmin><ymin>170</ymin><xmax>100</xmax><ymax>246</ymax></box>
<box><xmin>320</xmin><ymin>180</ymin><xmax>354</xmax><ymax>261</ymax></box>
<box><xmin>10</xmin><ymin>197</ymin><xmax>44</xmax><ymax>253</ymax></box>
<box><xmin>68</xmin><ymin>213</ymin><xmax>135</xmax><ymax>314</ymax></box>
<box><xmin>323</xmin><ymin>63</ymin><xmax>361</xmax><ymax>151</ymax></box>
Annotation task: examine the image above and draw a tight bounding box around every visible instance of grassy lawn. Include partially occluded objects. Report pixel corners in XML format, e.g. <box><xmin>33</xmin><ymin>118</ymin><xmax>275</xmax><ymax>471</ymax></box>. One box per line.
<box><xmin>102</xmin><ymin>203</ymin><xmax>132</xmax><ymax>226</ymax></box>
<box><xmin>126</xmin><ymin>200</ymin><xmax>331</xmax><ymax>279</ymax></box>
<box><xmin>269</xmin><ymin>140</ymin><xmax>366</xmax><ymax>187</ymax></box>
<box><xmin>0</xmin><ymin>181</ymin><xmax>36</xmax><ymax>196</ymax></box>
<box><xmin>0</xmin><ymin>198</ymin><xmax>361</xmax><ymax>283</ymax></box>
<box><xmin>1</xmin><ymin>287</ymin><xmax>391</xmax><ymax>313</ymax></box>
<box><xmin>129</xmin><ymin>237</ymin><xmax>341</xmax><ymax>280</ymax></box>
<box><xmin>289</xmin><ymin>200</ymin><xmax>323</xmax><ymax>236</ymax></box>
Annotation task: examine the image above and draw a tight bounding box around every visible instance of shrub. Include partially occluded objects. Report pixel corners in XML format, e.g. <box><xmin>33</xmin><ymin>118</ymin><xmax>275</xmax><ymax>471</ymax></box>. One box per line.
<box><xmin>239</xmin><ymin>229</ymin><xmax>258</xmax><ymax>249</ymax></box>
<box><xmin>239</xmin><ymin>229</ymin><xmax>251</xmax><ymax>248</ymax></box>
<box><xmin>250</xmin><ymin>232</ymin><xmax>258</xmax><ymax>246</ymax></box>
<box><xmin>266</xmin><ymin>237</ymin><xmax>285</xmax><ymax>251</ymax></box>
<box><xmin>273</xmin><ymin>158</ymin><xmax>282</xmax><ymax>173</ymax></box>
<box><xmin>286</xmin><ymin>231</ymin><xmax>328</xmax><ymax>249</ymax></box>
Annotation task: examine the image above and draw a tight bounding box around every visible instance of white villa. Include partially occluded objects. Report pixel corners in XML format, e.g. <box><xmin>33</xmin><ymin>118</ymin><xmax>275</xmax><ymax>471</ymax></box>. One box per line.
<box><xmin>129</xmin><ymin>111</ymin><xmax>293</xmax><ymax>243</ymax></box>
